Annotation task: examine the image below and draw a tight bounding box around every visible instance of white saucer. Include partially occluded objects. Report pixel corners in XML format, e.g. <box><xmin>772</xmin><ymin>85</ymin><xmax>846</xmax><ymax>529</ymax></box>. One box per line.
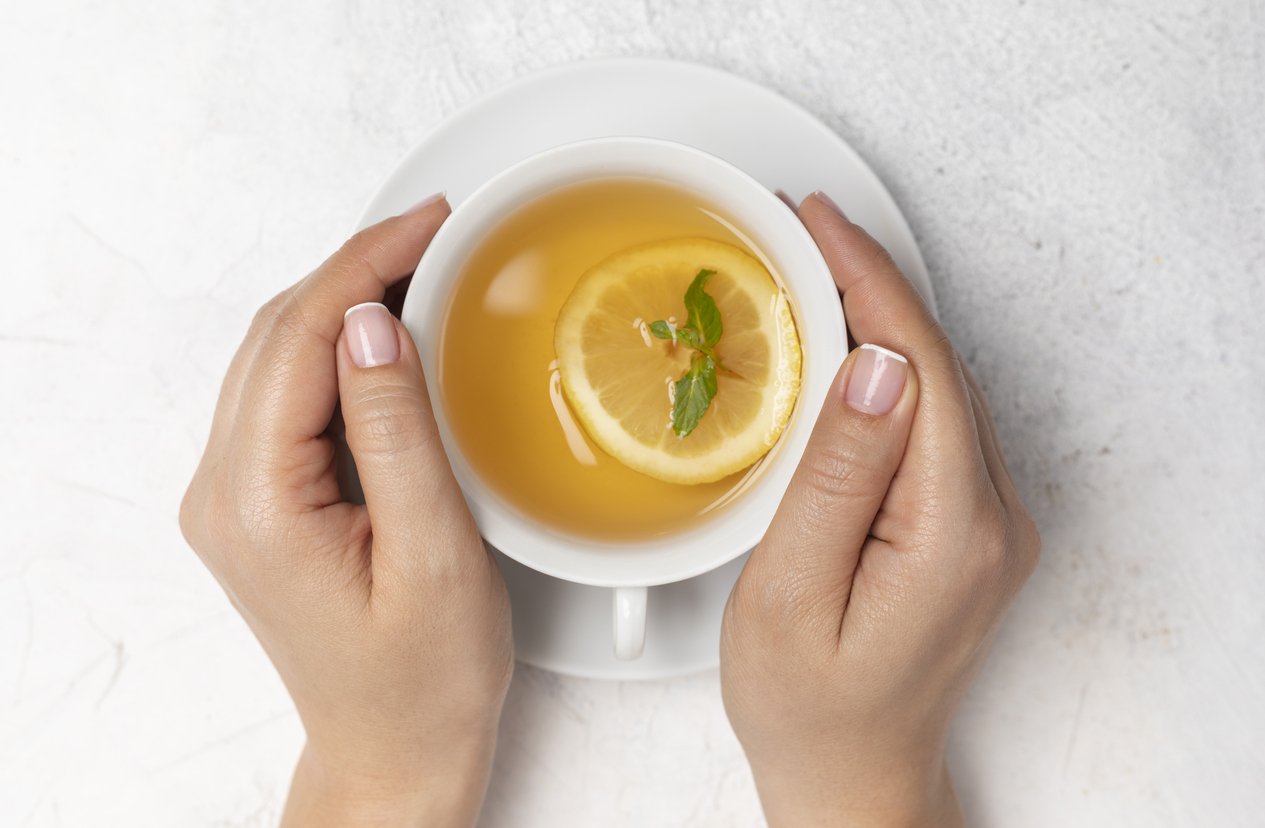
<box><xmin>356</xmin><ymin>58</ymin><xmax>936</xmax><ymax>680</ymax></box>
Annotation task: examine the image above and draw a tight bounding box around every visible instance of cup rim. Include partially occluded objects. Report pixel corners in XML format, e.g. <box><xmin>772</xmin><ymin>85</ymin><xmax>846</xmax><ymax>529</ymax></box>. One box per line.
<box><xmin>401</xmin><ymin>136</ymin><xmax>846</xmax><ymax>588</ymax></box>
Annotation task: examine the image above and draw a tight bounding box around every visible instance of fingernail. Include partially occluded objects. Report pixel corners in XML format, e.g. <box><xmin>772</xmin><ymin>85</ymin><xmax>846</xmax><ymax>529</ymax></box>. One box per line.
<box><xmin>845</xmin><ymin>344</ymin><xmax>908</xmax><ymax>415</ymax></box>
<box><xmin>344</xmin><ymin>302</ymin><xmax>400</xmax><ymax>368</ymax></box>
<box><xmin>773</xmin><ymin>189</ymin><xmax>798</xmax><ymax>211</ymax></box>
<box><xmin>812</xmin><ymin>190</ymin><xmax>847</xmax><ymax>220</ymax></box>
<box><xmin>403</xmin><ymin>191</ymin><xmax>447</xmax><ymax>215</ymax></box>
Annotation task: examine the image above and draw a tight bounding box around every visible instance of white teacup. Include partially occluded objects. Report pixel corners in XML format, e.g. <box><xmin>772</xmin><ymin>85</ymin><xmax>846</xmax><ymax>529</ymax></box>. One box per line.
<box><xmin>401</xmin><ymin>137</ymin><xmax>846</xmax><ymax>660</ymax></box>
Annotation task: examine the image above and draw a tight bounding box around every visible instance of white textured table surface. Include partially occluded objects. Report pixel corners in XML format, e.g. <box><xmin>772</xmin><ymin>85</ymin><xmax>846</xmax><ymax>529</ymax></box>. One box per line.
<box><xmin>3</xmin><ymin>2</ymin><xmax>1262</xmax><ymax>826</ymax></box>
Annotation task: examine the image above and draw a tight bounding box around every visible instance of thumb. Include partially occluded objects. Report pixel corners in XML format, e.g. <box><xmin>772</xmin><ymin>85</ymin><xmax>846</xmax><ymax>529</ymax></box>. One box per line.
<box><xmin>746</xmin><ymin>343</ymin><xmax>918</xmax><ymax>620</ymax></box>
<box><xmin>336</xmin><ymin>301</ymin><xmax>482</xmax><ymax>588</ymax></box>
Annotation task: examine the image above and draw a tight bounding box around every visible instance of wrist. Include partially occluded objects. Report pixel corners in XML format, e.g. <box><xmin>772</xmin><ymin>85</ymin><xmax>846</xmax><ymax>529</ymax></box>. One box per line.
<box><xmin>282</xmin><ymin>736</ymin><xmax>497</xmax><ymax>828</ymax></box>
<box><xmin>750</xmin><ymin>754</ymin><xmax>963</xmax><ymax>828</ymax></box>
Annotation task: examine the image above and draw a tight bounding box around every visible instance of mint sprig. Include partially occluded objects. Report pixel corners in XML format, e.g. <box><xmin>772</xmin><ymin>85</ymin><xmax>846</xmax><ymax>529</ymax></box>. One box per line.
<box><xmin>649</xmin><ymin>269</ymin><xmax>727</xmax><ymax>438</ymax></box>
<box><xmin>684</xmin><ymin>269</ymin><xmax>723</xmax><ymax>348</ymax></box>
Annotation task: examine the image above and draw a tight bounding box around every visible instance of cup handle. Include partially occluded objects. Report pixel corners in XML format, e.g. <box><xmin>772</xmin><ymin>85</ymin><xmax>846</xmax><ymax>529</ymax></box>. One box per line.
<box><xmin>612</xmin><ymin>586</ymin><xmax>647</xmax><ymax>660</ymax></box>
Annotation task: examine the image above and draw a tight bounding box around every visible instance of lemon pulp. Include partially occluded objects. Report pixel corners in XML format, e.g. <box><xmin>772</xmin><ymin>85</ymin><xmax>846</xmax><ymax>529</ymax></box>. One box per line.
<box><xmin>554</xmin><ymin>238</ymin><xmax>802</xmax><ymax>485</ymax></box>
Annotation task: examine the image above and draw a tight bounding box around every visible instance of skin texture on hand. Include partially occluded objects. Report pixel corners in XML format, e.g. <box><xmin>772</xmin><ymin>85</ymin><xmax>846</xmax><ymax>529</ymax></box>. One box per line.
<box><xmin>179</xmin><ymin>197</ymin><xmax>512</xmax><ymax>827</ymax></box>
<box><xmin>720</xmin><ymin>194</ymin><xmax>1040</xmax><ymax>827</ymax></box>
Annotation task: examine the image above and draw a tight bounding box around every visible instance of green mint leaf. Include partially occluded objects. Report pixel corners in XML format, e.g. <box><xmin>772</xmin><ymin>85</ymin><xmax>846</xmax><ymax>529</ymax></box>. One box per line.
<box><xmin>648</xmin><ymin>320</ymin><xmax>703</xmax><ymax>351</ymax></box>
<box><xmin>644</xmin><ymin>269</ymin><xmax>726</xmax><ymax>439</ymax></box>
<box><xmin>675</xmin><ymin>327</ymin><xmax>704</xmax><ymax>350</ymax></box>
<box><xmin>684</xmin><ymin>269</ymin><xmax>723</xmax><ymax>347</ymax></box>
<box><xmin>671</xmin><ymin>352</ymin><xmax>718</xmax><ymax>438</ymax></box>
<box><xmin>648</xmin><ymin>320</ymin><xmax>674</xmax><ymax>340</ymax></box>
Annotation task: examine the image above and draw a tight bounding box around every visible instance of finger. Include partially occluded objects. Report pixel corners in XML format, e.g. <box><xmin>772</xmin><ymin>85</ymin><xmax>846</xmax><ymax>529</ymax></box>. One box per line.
<box><xmin>798</xmin><ymin>193</ymin><xmax>965</xmax><ymax>380</ymax></box>
<box><xmin>214</xmin><ymin>207</ymin><xmax>420</xmax><ymax>440</ymax></box>
<box><xmin>196</xmin><ymin>287</ymin><xmax>295</xmax><ymax>448</ymax></box>
<box><xmin>381</xmin><ymin>274</ymin><xmax>413</xmax><ymax>319</ymax></box>
<box><xmin>960</xmin><ymin>377</ymin><xmax>1038</xmax><ymax>581</ymax></box>
<box><xmin>238</xmin><ymin>195</ymin><xmax>450</xmax><ymax>465</ymax></box>
<box><xmin>799</xmin><ymin>191</ymin><xmax>985</xmax><ymax>501</ymax></box>
<box><xmin>960</xmin><ymin>362</ymin><xmax>1022</xmax><ymax>507</ymax></box>
<box><xmin>335</xmin><ymin>302</ymin><xmax>484</xmax><ymax>593</ymax></box>
<box><xmin>182</xmin><ymin>287</ymin><xmax>297</xmax><ymax>548</ymax></box>
<box><xmin>743</xmin><ymin>343</ymin><xmax>918</xmax><ymax>638</ymax></box>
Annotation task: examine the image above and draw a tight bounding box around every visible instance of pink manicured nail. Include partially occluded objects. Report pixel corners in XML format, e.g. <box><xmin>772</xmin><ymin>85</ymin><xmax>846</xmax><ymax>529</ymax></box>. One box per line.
<box><xmin>812</xmin><ymin>190</ymin><xmax>847</xmax><ymax>219</ymax></box>
<box><xmin>344</xmin><ymin>302</ymin><xmax>400</xmax><ymax>368</ymax></box>
<box><xmin>403</xmin><ymin>191</ymin><xmax>447</xmax><ymax>215</ymax></box>
<box><xmin>845</xmin><ymin>344</ymin><xmax>908</xmax><ymax>415</ymax></box>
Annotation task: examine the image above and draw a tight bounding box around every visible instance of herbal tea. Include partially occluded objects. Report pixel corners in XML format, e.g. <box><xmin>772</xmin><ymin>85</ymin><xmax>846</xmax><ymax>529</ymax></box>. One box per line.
<box><xmin>439</xmin><ymin>178</ymin><xmax>801</xmax><ymax>541</ymax></box>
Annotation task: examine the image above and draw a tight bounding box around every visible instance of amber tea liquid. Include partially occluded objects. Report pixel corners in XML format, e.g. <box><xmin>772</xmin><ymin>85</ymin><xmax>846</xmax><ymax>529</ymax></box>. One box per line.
<box><xmin>439</xmin><ymin>178</ymin><xmax>785</xmax><ymax>541</ymax></box>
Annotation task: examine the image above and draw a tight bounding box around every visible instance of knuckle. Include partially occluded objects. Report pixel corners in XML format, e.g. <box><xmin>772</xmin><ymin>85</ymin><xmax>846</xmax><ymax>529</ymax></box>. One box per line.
<box><xmin>179</xmin><ymin>470</ymin><xmax>253</xmax><ymax>568</ymax></box>
<box><xmin>332</xmin><ymin>230</ymin><xmax>389</xmax><ymax>285</ymax></box>
<box><xmin>918</xmin><ymin>324</ymin><xmax>966</xmax><ymax>379</ymax></box>
<box><xmin>799</xmin><ymin>450</ymin><xmax>858</xmax><ymax>503</ymax></box>
<box><xmin>731</xmin><ymin>560</ymin><xmax>837</xmax><ymax>643</ymax></box>
<box><xmin>791</xmin><ymin>432</ymin><xmax>890</xmax><ymax>537</ymax></box>
<box><xmin>177</xmin><ymin>480</ymin><xmax>204</xmax><ymax>547</ymax></box>
<box><xmin>422</xmin><ymin>548</ymin><xmax>482</xmax><ymax>598</ymax></box>
<box><xmin>271</xmin><ymin>298</ymin><xmax>315</xmax><ymax>343</ymax></box>
<box><xmin>1012</xmin><ymin>510</ymin><xmax>1043</xmax><ymax>580</ymax></box>
<box><xmin>348</xmin><ymin>383</ymin><xmax>434</xmax><ymax>456</ymax></box>
<box><xmin>966</xmin><ymin>499</ymin><xmax>1011</xmax><ymax>573</ymax></box>
<box><xmin>797</xmin><ymin>439</ymin><xmax>872</xmax><ymax>504</ymax></box>
<box><xmin>966</xmin><ymin>498</ymin><xmax>1041</xmax><ymax>586</ymax></box>
<box><xmin>250</xmin><ymin>289</ymin><xmax>319</xmax><ymax>351</ymax></box>
<box><xmin>338</xmin><ymin>227</ymin><xmax>377</xmax><ymax>258</ymax></box>
<box><xmin>853</xmin><ymin>225</ymin><xmax>904</xmax><ymax>276</ymax></box>
<box><xmin>248</xmin><ymin>290</ymin><xmax>290</xmax><ymax>337</ymax></box>
<box><xmin>204</xmin><ymin>478</ymin><xmax>243</xmax><ymax>544</ymax></box>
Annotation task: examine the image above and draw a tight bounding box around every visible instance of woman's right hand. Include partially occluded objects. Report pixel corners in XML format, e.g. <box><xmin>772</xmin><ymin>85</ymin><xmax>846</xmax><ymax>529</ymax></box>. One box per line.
<box><xmin>179</xmin><ymin>198</ymin><xmax>513</xmax><ymax>827</ymax></box>
<box><xmin>720</xmin><ymin>193</ymin><xmax>1040</xmax><ymax>826</ymax></box>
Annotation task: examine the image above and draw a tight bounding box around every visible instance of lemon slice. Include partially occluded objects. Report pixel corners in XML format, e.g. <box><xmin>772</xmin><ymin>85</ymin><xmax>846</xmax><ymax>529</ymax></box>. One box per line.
<box><xmin>554</xmin><ymin>238</ymin><xmax>801</xmax><ymax>485</ymax></box>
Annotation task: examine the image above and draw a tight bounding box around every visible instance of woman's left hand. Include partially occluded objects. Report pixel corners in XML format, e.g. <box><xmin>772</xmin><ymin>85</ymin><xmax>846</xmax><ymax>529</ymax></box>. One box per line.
<box><xmin>179</xmin><ymin>196</ymin><xmax>512</xmax><ymax>827</ymax></box>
